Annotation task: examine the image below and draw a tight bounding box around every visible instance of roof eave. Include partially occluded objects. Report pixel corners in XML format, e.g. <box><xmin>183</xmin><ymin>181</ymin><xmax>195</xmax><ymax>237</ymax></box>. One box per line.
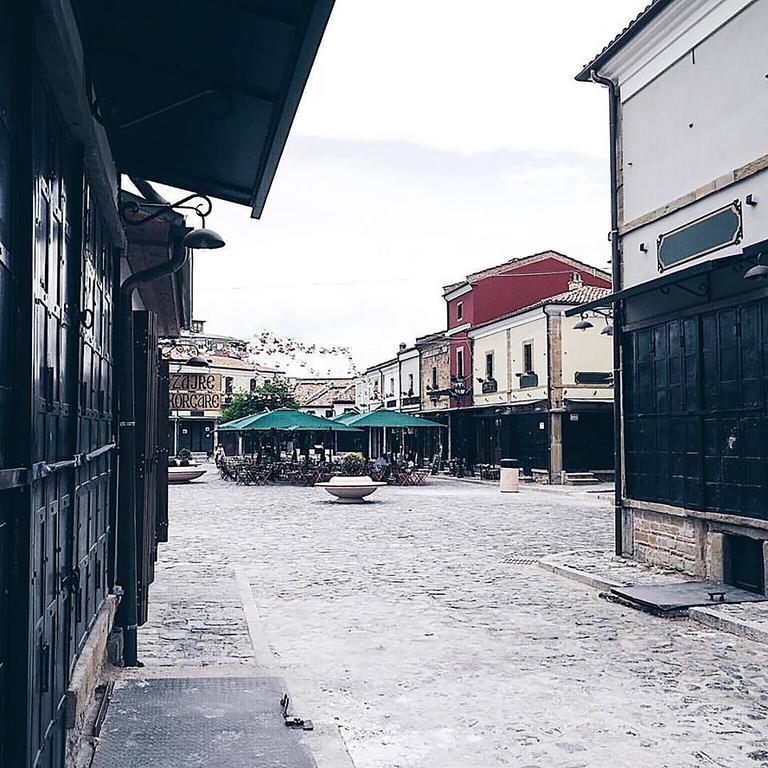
<box><xmin>574</xmin><ymin>0</ymin><xmax>676</xmax><ymax>83</ymax></box>
<box><xmin>250</xmin><ymin>0</ymin><xmax>335</xmax><ymax>217</ymax></box>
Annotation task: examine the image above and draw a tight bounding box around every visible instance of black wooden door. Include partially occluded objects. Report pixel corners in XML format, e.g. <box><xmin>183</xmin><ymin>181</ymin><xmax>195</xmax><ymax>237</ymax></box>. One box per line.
<box><xmin>27</xmin><ymin>77</ymin><xmax>83</xmax><ymax>768</ymax></box>
<box><xmin>624</xmin><ymin>299</ymin><xmax>768</xmax><ymax>519</ymax></box>
<box><xmin>0</xmin><ymin>2</ymin><xmax>16</xmax><ymax>761</ymax></box>
<box><xmin>0</xmin><ymin>12</ymin><xmax>116</xmax><ymax>767</ymax></box>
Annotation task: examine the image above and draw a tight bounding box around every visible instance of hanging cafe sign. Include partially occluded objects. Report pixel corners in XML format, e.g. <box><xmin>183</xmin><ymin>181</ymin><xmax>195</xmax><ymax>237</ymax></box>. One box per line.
<box><xmin>169</xmin><ymin>372</ymin><xmax>222</xmax><ymax>410</ymax></box>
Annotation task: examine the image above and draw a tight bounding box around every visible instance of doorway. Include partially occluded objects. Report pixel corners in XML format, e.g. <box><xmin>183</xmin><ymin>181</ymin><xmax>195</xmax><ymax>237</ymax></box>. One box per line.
<box><xmin>725</xmin><ymin>534</ymin><xmax>764</xmax><ymax>594</ymax></box>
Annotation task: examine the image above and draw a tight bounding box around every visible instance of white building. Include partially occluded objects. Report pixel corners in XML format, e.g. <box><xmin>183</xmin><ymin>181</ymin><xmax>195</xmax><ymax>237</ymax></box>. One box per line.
<box><xmin>398</xmin><ymin>345</ymin><xmax>421</xmax><ymax>412</ymax></box>
<box><xmin>576</xmin><ymin>0</ymin><xmax>768</xmax><ymax>589</ymax></box>
<box><xmin>468</xmin><ymin>282</ymin><xmax>613</xmax><ymax>477</ymax></box>
<box><xmin>161</xmin><ymin>321</ymin><xmax>284</xmax><ymax>454</ymax></box>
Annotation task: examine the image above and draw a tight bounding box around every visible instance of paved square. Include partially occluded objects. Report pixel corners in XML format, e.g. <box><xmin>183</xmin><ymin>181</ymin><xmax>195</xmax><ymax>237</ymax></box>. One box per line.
<box><xmin>139</xmin><ymin>475</ymin><xmax>768</xmax><ymax>768</ymax></box>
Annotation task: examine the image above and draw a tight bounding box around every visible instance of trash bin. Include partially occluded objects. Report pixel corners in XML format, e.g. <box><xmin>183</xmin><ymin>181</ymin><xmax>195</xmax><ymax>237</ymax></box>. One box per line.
<box><xmin>500</xmin><ymin>458</ymin><xmax>519</xmax><ymax>493</ymax></box>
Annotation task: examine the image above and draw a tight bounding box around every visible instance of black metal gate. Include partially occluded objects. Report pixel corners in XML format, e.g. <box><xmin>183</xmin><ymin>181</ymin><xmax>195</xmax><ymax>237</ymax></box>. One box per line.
<box><xmin>624</xmin><ymin>297</ymin><xmax>768</xmax><ymax>519</ymax></box>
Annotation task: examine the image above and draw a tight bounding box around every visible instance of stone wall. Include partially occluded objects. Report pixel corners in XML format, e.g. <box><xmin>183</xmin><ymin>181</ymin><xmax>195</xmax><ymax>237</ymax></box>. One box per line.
<box><xmin>628</xmin><ymin>506</ymin><xmax>704</xmax><ymax>576</ymax></box>
<box><xmin>419</xmin><ymin>343</ymin><xmax>450</xmax><ymax>412</ymax></box>
<box><xmin>627</xmin><ymin>505</ymin><xmax>768</xmax><ymax>591</ymax></box>
<box><xmin>65</xmin><ymin>595</ymin><xmax>119</xmax><ymax>768</ymax></box>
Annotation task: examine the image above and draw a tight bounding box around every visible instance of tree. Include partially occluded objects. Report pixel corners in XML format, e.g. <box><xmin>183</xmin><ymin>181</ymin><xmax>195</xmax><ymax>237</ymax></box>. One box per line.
<box><xmin>219</xmin><ymin>378</ymin><xmax>299</xmax><ymax>423</ymax></box>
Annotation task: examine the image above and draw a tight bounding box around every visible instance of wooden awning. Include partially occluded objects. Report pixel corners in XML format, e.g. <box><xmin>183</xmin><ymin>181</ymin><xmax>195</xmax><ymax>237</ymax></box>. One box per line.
<box><xmin>74</xmin><ymin>0</ymin><xmax>334</xmax><ymax>217</ymax></box>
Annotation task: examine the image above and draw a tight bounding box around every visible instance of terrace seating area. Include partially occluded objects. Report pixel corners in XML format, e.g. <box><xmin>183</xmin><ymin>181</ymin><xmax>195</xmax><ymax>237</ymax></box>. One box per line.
<box><xmin>218</xmin><ymin>456</ymin><xmax>431</xmax><ymax>487</ymax></box>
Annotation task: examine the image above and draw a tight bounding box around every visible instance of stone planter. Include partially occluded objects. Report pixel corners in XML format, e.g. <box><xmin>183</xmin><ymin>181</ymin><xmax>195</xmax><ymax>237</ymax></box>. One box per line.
<box><xmin>168</xmin><ymin>465</ymin><xmax>207</xmax><ymax>484</ymax></box>
<box><xmin>315</xmin><ymin>475</ymin><xmax>386</xmax><ymax>503</ymax></box>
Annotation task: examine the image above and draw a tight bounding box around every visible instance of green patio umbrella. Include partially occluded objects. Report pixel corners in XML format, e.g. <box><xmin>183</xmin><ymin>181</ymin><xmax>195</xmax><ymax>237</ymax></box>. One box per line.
<box><xmin>237</xmin><ymin>408</ymin><xmax>361</xmax><ymax>432</ymax></box>
<box><xmin>342</xmin><ymin>410</ymin><xmax>445</xmax><ymax>429</ymax></box>
<box><xmin>217</xmin><ymin>413</ymin><xmax>259</xmax><ymax>431</ymax></box>
<box><xmin>332</xmin><ymin>412</ymin><xmax>361</xmax><ymax>425</ymax></box>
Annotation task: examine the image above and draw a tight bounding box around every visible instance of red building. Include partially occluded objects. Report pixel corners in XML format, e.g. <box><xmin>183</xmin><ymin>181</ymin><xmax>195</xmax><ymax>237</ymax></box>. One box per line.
<box><xmin>442</xmin><ymin>251</ymin><xmax>611</xmax><ymax>407</ymax></box>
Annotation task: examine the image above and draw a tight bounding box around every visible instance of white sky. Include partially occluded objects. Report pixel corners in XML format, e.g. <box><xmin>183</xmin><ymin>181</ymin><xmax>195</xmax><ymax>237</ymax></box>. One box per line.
<box><xmin>160</xmin><ymin>1</ymin><xmax>647</xmax><ymax>376</ymax></box>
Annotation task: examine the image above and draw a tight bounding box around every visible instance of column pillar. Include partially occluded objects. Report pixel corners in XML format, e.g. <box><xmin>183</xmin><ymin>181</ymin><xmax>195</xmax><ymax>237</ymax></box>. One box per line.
<box><xmin>549</xmin><ymin>411</ymin><xmax>563</xmax><ymax>482</ymax></box>
<box><xmin>546</xmin><ymin>310</ymin><xmax>564</xmax><ymax>483</ymax></box>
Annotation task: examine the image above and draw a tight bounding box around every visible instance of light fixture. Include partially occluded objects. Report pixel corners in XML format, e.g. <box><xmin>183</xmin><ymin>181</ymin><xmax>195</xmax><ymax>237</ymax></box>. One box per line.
<box><xmin>185</xmin><ymin>355</ymin><xmax>210</xmax><ymax>367</ymax></box>
<box><xmin>182</xmin><ymin>227</ymin><xmax>225</xmax><ymax>249</ymax></box>
<box><xmin>601</xmin><ymin>324</ymin><xmax>614</xmax><ymax>336</ymax></box>
<box><xmin>744</xmin><ymin>262</ymin><xmax>768</xmax><ymax>280</ymax></box>
<box><xmin>121</xmin><ymin>192</ymin><xmax>226</xmax><ymax>249</ymax></box>
<box><xmin>573</xmin><ymin>315</ymin><xmax>593</xmax><ymax>331</ymax></box>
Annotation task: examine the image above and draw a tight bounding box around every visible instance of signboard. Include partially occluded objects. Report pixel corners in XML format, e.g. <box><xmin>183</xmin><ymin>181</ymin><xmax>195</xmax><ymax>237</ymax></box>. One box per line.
<box><xmin>169</xmin><ymin>372</ymin><xmax>222</xmax><ymax>411</ymax></box>
<box><xmin>657</xmin><ymin>200</ymin><xmax>742</xmax><ymax>271</ymax></box>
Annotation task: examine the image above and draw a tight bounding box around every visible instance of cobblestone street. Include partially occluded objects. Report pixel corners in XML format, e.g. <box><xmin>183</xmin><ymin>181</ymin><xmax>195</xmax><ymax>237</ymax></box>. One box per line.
<box><xmin>137</xmin><ymin>475</ymin><xmax>768</xmax><ymax>768</ymax></box>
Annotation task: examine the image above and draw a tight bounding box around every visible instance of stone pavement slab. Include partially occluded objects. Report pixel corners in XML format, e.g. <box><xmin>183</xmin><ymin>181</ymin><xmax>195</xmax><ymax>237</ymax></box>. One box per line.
<box><xmin>91</xmin><ymin>676</ymin><xmax>315</xmax><ymax>768</ymax></box>
<box><xmin>123</xmin><ymin>476</ymin><xmax>768</xmax><ymax>768</ymax></box>
<box><xmin>539</xmin><ymin>549</ymin><xmax>687</xmax><ymax>591</ymax></box>
<box><xmin>543</xmin><ymin>549</ymin><xmax>768</xmax><ymax>646</ymax></box>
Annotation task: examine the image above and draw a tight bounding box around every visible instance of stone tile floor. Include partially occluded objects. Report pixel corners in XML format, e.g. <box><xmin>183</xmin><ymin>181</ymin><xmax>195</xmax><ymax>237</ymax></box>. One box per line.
<box><xmin>135</xmin><ymin>474</ymin><xmax>768</xmax><ymax>768</ymax></box>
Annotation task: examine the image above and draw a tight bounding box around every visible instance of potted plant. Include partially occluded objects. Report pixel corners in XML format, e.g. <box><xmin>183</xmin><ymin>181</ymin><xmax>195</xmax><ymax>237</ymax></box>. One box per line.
<box><xmin>339</xmin><ymin>452</ymin><xmax>366</xmax><ymax>477</ymax></box>
<box><xmin>316</xmin><ymin>452</ymin><xmax>385</xmax><ymax>503</ymax></box>
<box><xmin>168</xmin><ymin>448</ymin><xmax>206</xmax><ymax>483</ymax></box>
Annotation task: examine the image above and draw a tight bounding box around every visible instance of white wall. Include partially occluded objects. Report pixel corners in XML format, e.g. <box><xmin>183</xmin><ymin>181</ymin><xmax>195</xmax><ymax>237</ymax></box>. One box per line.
<box><xmin>621</xmin><ymin>1</ymin><xmax>766</xmax><ymax>220</ymax></box>
<box><xmin>470</xmin><ymin>312</ymin><xmax>549</xmax><ymax>407</ymax></box>
<box><xmin>612</xmin><ymin>0</ymin><xmax>768</xmax><ymax>289</ymax></box>
<box><xmin>380</xmin><ymin>361</ymin><xmax>400</xmax><ymax>409</ymax></box>
<box><xmin>398</xmin><ymin>350</ymin><xmax>420</xmax><ymax>410</ymax></box>
<box><xmin>560</xmin><ymin>312</ymin><xmax>613</xmax><ymax>403</ymax></box>
<box><xmin>357</xmin><ymin>370</ymin><xmax>383</xmax><ymax>412</ymax></box>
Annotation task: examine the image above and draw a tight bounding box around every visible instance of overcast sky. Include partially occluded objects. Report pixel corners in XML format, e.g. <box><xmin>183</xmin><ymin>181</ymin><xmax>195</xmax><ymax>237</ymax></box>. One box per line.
<box><xmin>165</xmin><ymin>1</ymin><xmax>646</xmax><ymax>377</ymax></box>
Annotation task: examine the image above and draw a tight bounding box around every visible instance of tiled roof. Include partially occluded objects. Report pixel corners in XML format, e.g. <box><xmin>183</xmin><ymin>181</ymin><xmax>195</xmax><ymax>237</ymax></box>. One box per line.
<box><xmin>442</xmin><ymin>251</ymin><xmax>610</xmax><ymax>294</ymax></box>
<box><xmin>203</xmin><ymin>355</ymin><xmax>256</xmax><ymax>371</ymax></box>
<box><xmin>292</xmin><ymin>378</ymin><xmax>356</xmax><ymax>407</ymax></box>
<box><xmin>415</xmin><ymin>330</ymin><xmax>447</xmax><ymax>346</ymax></box>
<box><xmin>471</xmin><ymin>285</ymin><xmax>612</xmax><ymax>331</ymax></box>
<box><xmin>575</xmin><ymin>0</ymin><xmax>674</xmax><ymax>82</ymax></box>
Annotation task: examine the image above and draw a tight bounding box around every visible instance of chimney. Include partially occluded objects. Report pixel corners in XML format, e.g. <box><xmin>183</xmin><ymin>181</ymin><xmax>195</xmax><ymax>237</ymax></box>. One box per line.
<box><xmin>568</xmin><ymin>272</ymin><xmax>583</xmax><ymax>291</ymax></box>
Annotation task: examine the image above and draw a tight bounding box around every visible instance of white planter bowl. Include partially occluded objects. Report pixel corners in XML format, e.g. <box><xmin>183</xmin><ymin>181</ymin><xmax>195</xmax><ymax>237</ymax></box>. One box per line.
<box><xmin>168</xmin><ymin>466</ymin><xmax>207</xmax><ymax>484</ymax></box>
<box><xmin>315</xmin><ymin>475</ymin><xmax>386</xmax><ymax>503</ymax></box>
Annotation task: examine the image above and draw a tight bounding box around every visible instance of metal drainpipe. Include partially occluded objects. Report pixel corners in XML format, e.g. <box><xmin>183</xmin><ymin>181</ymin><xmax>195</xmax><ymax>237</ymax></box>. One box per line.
<box><xmin>590</xmin><ymin>68</ymin><xmax>624</xmax><ymax>557</ymax></box>
<box><xmin>117</xmin><ymin>240</ymin><xmax>190</xmax><ymax>666</ymax></box>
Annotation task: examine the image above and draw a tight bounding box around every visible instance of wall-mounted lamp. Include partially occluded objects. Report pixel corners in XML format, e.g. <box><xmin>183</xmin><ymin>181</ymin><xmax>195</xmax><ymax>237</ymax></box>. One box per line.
<box><xmin>744</xmin><ymin>260</ymin><xmax>768</xmax><ymax>280</ymax></box>
<box><xmin>185</xmin><ymin>355</ymin><xmax>211</xmax><ymax>367</ymax></box>
<box><xmin>121</xmin><ymin>192</ymin><xmax>226</xmax><ymax>249</ymax></box>
<box><xmin>573</xmin><ymin>315</ymin><xmax>594</xmax><ymax>331</ymax></box>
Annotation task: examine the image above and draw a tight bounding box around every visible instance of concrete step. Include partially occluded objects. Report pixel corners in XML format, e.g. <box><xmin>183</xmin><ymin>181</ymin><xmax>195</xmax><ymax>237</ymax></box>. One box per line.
<box><xmin>564</xmin><ymin>472</ymin><xmax>599</xmax><ymax>485</ymax></box>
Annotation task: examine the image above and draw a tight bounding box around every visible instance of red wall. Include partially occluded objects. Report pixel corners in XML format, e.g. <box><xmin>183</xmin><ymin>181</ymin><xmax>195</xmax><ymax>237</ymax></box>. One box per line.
<box><xmin>447</xmin><ymin>290</ymin><xmax>474</xmax><ymax>330</ymax></box>
<box><xmin>445</xmin><ymin>258</ymin><xmax>610</xmax><ymax>329</ymax></box>
<box><xmin>448</xmin><ymin>332</ymin><xmax>472</xmax><ymax>407</ymax></box>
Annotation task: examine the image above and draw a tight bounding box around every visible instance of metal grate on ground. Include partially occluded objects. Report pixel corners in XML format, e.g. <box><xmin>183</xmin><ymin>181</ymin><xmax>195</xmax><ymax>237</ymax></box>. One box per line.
<box><xmin>91</xmin><ymin>676</ymin><xmax>316</xmax><ymax>768</ymax></box>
